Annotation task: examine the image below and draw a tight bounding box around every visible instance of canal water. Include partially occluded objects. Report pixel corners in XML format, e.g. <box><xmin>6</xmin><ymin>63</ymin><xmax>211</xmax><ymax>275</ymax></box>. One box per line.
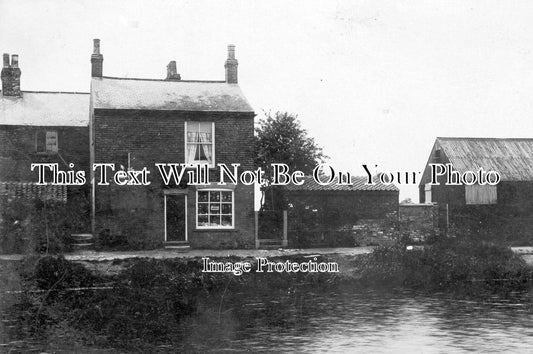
<box><xmin>2</xmin><ymin>286</ymin><xmax>532</xmax><ymax>353</ymax></box>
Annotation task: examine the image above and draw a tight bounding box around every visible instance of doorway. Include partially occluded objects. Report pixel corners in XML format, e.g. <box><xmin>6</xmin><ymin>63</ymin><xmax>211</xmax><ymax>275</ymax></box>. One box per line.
<box><xmin>165</xmin><ymin>193</ymin><xmax>187</xmax><ymax>242</ymax></box>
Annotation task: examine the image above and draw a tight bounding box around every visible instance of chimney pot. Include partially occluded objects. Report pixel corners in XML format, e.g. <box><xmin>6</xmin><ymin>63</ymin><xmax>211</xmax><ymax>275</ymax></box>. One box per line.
<box><xmin>224</xmin><ymin>44</ymin><xmax>238</xmax><ymax>84</ymax></box>
<box><xmin>3</xmin><ymin>54</ymin><xmax>9</xmax><ymax>68</ymax></box>
<box><xmin>11</xmin><ymin>54</ymin><xmax>18</xmax><ymax>68</ymax></box>
<box><xmin>93</xmin><ymin>39</ymin><xmax>101</xmax><ymax>55</ymax></box>
<box><xmin>166</xmin><ymin>60</ymin><xmax>181</xmax><ymax>80</ymax></box>
<box><xmin>91</xmin><ymin>38</ymin><xmax>104</xmax><ymax>77</ymax></box>
<box><xmin>227</xmin><ymin>45</ymin><xmax>236</xmax><ymax>59</ymax></box>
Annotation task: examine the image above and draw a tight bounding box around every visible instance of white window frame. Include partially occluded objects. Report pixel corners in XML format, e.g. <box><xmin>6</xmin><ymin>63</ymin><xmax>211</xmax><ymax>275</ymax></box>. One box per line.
<box><xmin>184</xmin><ymin>121</ymin><xmax>215</xmax><ymax>168</ymax></box>
<box><xmin>196</xmin><ymin>189</ymin><xmax>234</xmax><ymax>229</ymax></box>
<box><xmin>35</xmin><ymin>130</ymin><xmax>58</xmax><ymax>154</ymax></box>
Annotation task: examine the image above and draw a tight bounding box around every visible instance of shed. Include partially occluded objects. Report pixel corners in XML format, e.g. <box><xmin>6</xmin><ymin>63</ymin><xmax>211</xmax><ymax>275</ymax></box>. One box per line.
<box><xmin>284</xmin><ymin>176</ymin><xmax>399</xmax><ymax>247</ymax></box>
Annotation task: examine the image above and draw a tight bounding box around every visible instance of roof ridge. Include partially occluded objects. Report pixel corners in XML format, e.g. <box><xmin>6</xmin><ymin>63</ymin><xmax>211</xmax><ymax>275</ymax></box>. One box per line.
<box><xmin>292</xmin><ymin>175</ymin><xmax>399</xmax><ymax>191</ymax></box>
<box><xmin>99</xmin><ymin>76</ymin><xmax>227</xmax><ymax>83</ymax></box>
<box><xmin>4</xmin><ymin>90</ymin><xmax>90</xmax><ymax>95</ymax></box>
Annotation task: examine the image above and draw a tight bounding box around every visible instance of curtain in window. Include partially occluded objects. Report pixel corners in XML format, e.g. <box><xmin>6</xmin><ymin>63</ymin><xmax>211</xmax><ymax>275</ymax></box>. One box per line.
<box><xmin>199</xmin><ymin>132</ymin><xmax>212</xmax><ymax>164</ymax></box>
<box><xmin>187</xmin><ymin>131</ymin><xmax>198</xmax><ymax>162</ymax></box>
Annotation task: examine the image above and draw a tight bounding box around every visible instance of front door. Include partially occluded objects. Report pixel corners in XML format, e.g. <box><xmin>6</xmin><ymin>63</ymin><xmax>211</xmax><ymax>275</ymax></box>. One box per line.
<box><xmin>165</xmin><ymin>194</ymin><xmax>187</xmax><ymax>242</ymax></box>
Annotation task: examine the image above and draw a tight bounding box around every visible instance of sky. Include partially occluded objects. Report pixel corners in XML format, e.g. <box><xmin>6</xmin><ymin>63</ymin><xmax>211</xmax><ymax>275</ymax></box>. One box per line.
<box><xmin>2</xmin><ymin>0</ymin><xmax>533</xmax><ymax>201</ymax></box>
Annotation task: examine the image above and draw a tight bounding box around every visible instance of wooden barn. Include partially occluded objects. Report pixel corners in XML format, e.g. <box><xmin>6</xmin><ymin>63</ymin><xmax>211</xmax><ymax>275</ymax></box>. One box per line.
<box><xmin>419</xmin><ymin>137</ymin><xmax>533</xmax><ymax>245</ymax></box>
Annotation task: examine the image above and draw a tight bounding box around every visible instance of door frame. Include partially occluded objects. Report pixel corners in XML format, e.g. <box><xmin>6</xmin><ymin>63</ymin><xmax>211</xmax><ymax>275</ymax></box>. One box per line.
<box><xmin>164</xmin><ymin>189</ymin><xmax>188</xmax><ymax>242</ymax></box>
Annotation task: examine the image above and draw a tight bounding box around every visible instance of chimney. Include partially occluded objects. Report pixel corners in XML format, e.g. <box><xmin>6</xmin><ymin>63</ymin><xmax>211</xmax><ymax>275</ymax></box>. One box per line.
<box><xmin>224</xmin><ymin>45</ymin><xmax>238</xmax><ymax>84</ymax></box>
<box><xmin>1</xmin><ymin>53</ymin><xmax>22</xmax><ymax>96</ymax></box>
<box><xmin>91</xmin><ymin>39</ymin><xmax>103</xmax><ymax>77</ymax></box>
<box><xmin>166</xmin><ymin>60</ymin><xmax>181</xmax><ymax>81</ymax></box>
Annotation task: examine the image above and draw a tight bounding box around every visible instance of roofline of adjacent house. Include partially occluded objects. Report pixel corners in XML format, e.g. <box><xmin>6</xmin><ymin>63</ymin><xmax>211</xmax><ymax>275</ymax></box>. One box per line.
<box><xmin>0</xmin><ymin>90</ymin><xmax>90</xmax><ymax>95</ymax></box>
<box><xmin>0</xmin><ymin>123</ymin><xmax>88</xmax><ymax>127</ymax></box>
<box><xmin>97</xmin><ymin>76</ymin><xmax>227</xmax><ymax>84</ymax></box>
<box><xmin>284</xmin><ymin>189</ymin><xmax>399</xmax><ymax>193</ymax></box>
<box><xmin>92</xmin><ymin>107</ymin><xmax>255</xmax><ymax>114</ymax></box>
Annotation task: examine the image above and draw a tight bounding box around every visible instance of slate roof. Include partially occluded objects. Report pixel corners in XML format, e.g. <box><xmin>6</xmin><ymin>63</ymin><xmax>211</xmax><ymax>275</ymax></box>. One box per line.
<box><xmin>91</xmin><ymin>77</ymin><xmax>254</xmax><ymax>112</ymax></box>
<box><xmin>284</xmin><ymin>176</ymin><xmax>399</xmax><ymax>192</ymax></box>
<box><xmin>435</xmin><ymin>137</ymin><xmax>533</xmax><ymax>181</ymax></box>
<box><xmin>0</xmin><ymin>91</ymin><xmax>90</xmax><ymax>126</ymax></box>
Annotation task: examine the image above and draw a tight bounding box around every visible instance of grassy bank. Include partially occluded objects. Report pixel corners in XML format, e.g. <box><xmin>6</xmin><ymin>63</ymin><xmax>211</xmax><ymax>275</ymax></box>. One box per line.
<box><xmin>3</xmin><ymin>240</ymin><xmax>532</xmax><ymax>351</ymax></box>
<box><xmin>356</xmin><ymin>238</ymin><xmax>532</xmax><ymax>292</ymax></box>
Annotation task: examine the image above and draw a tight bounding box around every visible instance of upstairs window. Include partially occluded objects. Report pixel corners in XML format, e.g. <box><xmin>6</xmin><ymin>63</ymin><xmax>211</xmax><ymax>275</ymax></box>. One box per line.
<box><xmin>36</xmin><ymin>131</ymin><xmax>58</xmax><ymax>154</ymax></box>
<box><xmin>185</xmin><ymin>122</ymin><xmax>214</xmax><ymax>166</ymax></box>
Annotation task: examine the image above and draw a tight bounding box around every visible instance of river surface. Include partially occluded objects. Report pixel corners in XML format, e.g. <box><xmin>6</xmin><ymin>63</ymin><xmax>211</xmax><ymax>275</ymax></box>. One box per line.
<box><xmin>2</xmin><ymin>286</ymin><xmax>532</xmax><ymax>353</ymax></box>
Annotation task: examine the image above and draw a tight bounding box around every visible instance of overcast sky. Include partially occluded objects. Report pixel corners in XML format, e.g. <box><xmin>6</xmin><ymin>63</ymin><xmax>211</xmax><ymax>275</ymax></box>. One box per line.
<box><xmin>2</xmin><ymin>0</ymin><xmax>533</xmax><ymax>201</ymax></box>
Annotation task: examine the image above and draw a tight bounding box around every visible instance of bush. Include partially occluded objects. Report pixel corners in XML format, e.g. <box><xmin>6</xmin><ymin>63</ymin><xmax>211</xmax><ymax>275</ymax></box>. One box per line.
<box><xmin>360</xmin><ymin>237</ymin><xmax>532</xmax><ymax>291</ymax></box>
<box><xmin>0</xmin><ymin>193</ymin><xmax>90</xmax><ymax>254</ymax></box>
<box><xmin>0</xmin><ymin>198</ymin><xmax>37</xmax><ymax>253</ymax></box>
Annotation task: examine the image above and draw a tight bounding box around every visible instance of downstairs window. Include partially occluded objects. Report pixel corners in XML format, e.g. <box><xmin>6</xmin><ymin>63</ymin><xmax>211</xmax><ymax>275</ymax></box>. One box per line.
<box><xmin>196</xmin><ymin>190</ymin><xmax>233</xmax><ymax>228</ymax></box>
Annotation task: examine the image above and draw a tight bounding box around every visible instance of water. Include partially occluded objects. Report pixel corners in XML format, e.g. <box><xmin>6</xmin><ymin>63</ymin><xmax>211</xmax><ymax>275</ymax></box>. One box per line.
<box><xmin>2</xmin><ymin>284</ymin><xmax>532</xmax><ymax>353</ymax></box>
<box><xmin>179</xmin><ymin>287</ymin><xmax>533</xmax><ymax>353</ymax></box>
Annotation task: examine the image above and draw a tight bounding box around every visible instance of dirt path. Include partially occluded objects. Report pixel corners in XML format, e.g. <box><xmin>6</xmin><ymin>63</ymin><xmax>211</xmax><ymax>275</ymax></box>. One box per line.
<box><xmin>0</xmin><ymin>247</ymin><xmax>375</xmax><ymax>262</ymax></box>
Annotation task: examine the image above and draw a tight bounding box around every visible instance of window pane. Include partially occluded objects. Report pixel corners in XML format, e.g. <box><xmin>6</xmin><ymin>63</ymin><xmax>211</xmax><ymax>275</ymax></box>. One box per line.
<box><xmin>210</xmin><ymin>216</ymin><xmax>220</xmax><ymax>226</ymax></box>
<box><xmin>198</xmin><ymin>203</ymin><xmax>208</xmax><ymax>214</ymax></box>
<box><xmin>222</xmin><ymin>203</ymin><xmax>232</xmax><ymax>214</ymax></box>
<box><xmin>36</xmin><ymin>131</ymin><xmax>46</xmax><ymax>152</ymax></box>
<box><xmin>210</xmin><ymin>204</ymin><xmax>220</xmax><ymax>214</ymax></box>
<box><xmin>198</xmin><ymin>215</ymin><xmax>209</xmax><ymax>226</ymax></box>
<box><xmin>198</xmin><ymin>191</ymin><xmax>209</xmax><ymax>202</ymax></box>
<box><xmin>221</xmin><ymin>192</ymin><xmax>232</xmax><ymax>202</ymax></box>
<box><xmin>199</xmin><ymin>122</ymin><xmax>212</xmax><ymax>134</ymax></box>
<box><xmin>221</xmin><ymin>215</ymin><xmax>232</xmax><ymax>226</ymax></box>
<box><xmin>210</xmin><ymin>192</ymin><xmax>220</xmax><ymax>202</ymax></box>
<box><xmin>187</xmin><ymin>131</ymin><xmax>198</xmax><ymax>142</ymax></box>
<box><xmin>46</xmin><ymin>131</ymin><xmax>58</xmax><ymax>152</ymax></box>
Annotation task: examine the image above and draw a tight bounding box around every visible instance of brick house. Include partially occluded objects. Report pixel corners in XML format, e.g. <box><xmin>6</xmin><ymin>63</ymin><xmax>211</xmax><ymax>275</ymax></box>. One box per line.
<box><xmin>0</xmin><ymin>53</ymin><xmax>90</xmax><ymax>204</ymax></box>
<box><xmin>419</xmin><ymin>137</ymin><xmax>533</xmax><ymax>244</ymax></box>
<box><xmin>89</xmin><ymin>40</ymin><xmax>256</xmax><ymax>249</ymax></box>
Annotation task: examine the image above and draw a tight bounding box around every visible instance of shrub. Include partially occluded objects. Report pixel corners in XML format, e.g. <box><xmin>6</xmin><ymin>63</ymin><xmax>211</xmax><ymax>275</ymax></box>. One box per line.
<box><xmin>0</xmin><ymin>194</ymin><xmax>90</xmax><ymax>254</ymax></box>
<box><xmin>360</xmin><ymin>237</ymin><xmax>532</xmax><ymax>291</ymax></box>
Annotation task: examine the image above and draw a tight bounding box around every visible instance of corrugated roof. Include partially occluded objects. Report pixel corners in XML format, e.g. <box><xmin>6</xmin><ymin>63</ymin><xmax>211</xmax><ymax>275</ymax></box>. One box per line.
<box><xmin>284</xmin><ymin>176</ymin><xmax>399</xmax><ymax>192</ymax></box>
<box><xmin>0</xmin><ymin>91</ymin><xmax>90</xmax><ymax>126</ymax></box>
<box><xmin>437</xmin><ymin>137</ymin><xmax>533</xmax><ymax>181</ymax></box>
<box><xmin>91</xmin><ymin>77</ymin><xmax>254</xmax><ymax>112</ymax></box>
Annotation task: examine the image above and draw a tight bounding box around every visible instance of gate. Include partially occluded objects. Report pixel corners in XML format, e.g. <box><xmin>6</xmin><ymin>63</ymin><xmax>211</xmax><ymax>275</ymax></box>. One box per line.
<box><xmin>254</xmin><ymin>210</ymin><xmax>287</xmax><ymax>249</ymax></box>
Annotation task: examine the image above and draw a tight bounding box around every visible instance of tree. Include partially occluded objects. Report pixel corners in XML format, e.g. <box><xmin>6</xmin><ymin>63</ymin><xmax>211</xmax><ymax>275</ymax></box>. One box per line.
<box><xmin>254</xmin><ymin>111</ymin><xmax>327</xmax><ymax>210</ymax></box>
<box><xmin>400</xmin><ymin>198</ymin><xmax>413</xmax><ymax>204</ymax></box>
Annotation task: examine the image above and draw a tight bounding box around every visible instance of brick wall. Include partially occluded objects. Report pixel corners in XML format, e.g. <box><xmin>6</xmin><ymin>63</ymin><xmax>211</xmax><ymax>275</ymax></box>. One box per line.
<box><xmin>286</xmin><ymin>190</ymin><xmax>399</xmax><ymax>247</ymax></box>
<box><xmin>93</xmin><ymin>109</ymin><xmax>255</xmax><ymax>249</ymax></box>
<box><xmin>0</xmin><ymin>125</ymin><xmax>90</xmax><ymax>181</ymax></box>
